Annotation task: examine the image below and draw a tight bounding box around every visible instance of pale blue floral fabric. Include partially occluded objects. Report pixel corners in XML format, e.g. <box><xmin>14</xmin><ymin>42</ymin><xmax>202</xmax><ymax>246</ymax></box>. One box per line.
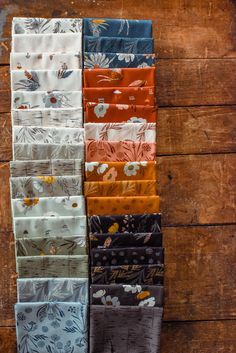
<box><xmin>15</xmin><ymin>302</ymin><xmax>88</xmax><ymax>353</ymax></box>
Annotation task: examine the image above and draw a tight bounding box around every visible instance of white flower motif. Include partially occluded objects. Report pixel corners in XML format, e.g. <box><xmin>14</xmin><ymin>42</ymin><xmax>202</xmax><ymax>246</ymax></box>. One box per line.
<box><xmin>137</xmin><ymin>62</ymin><xmax>149</xmax><ymax>68</ymax></box>
<box><xmin>140</xmin><ymin>161</ymin><xmax>148</xmax><ymax>167</ymax></box>
<box><xmin>62</xmin><ymin>198</ymin><xmax>82</xmax><ymax>211</ymax></box>
<box><xmin>84</xmin><ymin>53</ymin><xmax>111</xmax><ymax>68</ymax></box>
<box><xmin>101</xmin><ymin>295</ymin><xmax>120</xmax><ymax>306</ymax></box>
<box><xmin>85</xmin><ymin>162</ymin><xmax>99</xmax><ymax>172</ymax></box>
<box><xmin>116</xmin><ymin>104</ymin><xmax>129</xmax><ymax>110</ymax></box>
<box><xmin>97</xmin><ymin>163</ymin><xmax>108</xmax><ymax>174</ymax></box>
<box><xmin>94</xmin><ymin>103</ymin><xmax>109</xmax><ymax>118</ymax></box>
<box><xmin>122</xmin><ymin>285</ymin><xmax>142</xmax><ymax>294</ymax></box>
<box><xmin>124</xmin><ymin>162</ymin><xmax>141</xmax><ymax>176</ymax></box>
<box><xmin>138</xmin><ymin>297</ymin><xmax>156</xmax><ymax>307</ymax></box>
<box><xmin>93</xmin><ymin>290</ymin><xmax>106</xmax><ymax>298</ymax></box>
<box><xmin>113</xmin><ymin>90</ymin><xmax>122</xmax><ymax>94</ymax></box>
<box><xmin>127</xmin><ymin>117</ymin><xmax>147</xmax><ymax>123</ymax></box>
<box><xmin>117</xmin><ymin>53</ymin><xmax>135</xmax><ymax>63</ymax></box>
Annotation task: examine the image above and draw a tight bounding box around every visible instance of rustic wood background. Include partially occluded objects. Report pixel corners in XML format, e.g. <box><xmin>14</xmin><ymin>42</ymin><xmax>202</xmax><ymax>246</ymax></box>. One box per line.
<box><xmin>0</xmin><ymin>0</ymin><xmax>236</xmax><ymax>351</ymax></box>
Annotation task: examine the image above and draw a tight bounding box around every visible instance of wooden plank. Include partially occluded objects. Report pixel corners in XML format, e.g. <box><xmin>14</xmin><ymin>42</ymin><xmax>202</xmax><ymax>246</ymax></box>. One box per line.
<box><xmin>158</xmin><ymin>153</ymin><xmax>236</xmax><ymax>226</ymax></box>
<box><xmin>0</xmin><ymin>162</ymin><xmax>12</xmax><ymax>232</ymax></box>
<box><xmin>1</xmin><ymin>0</ymin><xmax>236</xmax><ymax>63</ymax></box>
<box><xmin>163</xmin><ymin>225</ymin><xmax>236</xmax><ymax>321</ymax></box>
<box><xmin>161</xmin><ymin>320</ymin><xmax>236</xmax><ymax>353</ymax></box>
<box><xmin>0</xmin><ymin>328</ymin><xmax>16</xmax><ymax>352</ymax></box>
<box><xmin>0</xmin><ymin>112</ymin><xmax>12</xmax><ymax>160</ymax></box>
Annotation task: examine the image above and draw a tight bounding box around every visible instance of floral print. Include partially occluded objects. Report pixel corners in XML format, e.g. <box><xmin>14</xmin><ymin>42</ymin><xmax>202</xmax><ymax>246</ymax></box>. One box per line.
<box><xmin>15</xmin><ymin>302</ymin><xmax>88</xmax><ymax>353</ymax></box>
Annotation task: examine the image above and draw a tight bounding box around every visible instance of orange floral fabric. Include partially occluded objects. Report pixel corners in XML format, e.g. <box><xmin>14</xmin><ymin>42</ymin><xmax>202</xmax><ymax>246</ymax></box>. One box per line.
<box><xmin>83</xmin><ymin>67</ymin><xmax>156</xmax><ymax>87</ymax></box>
<box><xmin>84</xmin><ymin>180</ymin><xmax>157</xmax><ymax>197</ymax></box>
<box><xmin>86</xmin><ymin>196</ymin><xmax>160</xmax><ymax>215</ymax></box>
<box><xmin>86</xmin><ymin>140</ymin><xmax>156</xmax><ymax>162</ymax></box>
<box><xmin>83</xmin><ymin>86</ymin><xmax>156</xmax><ymax>106</ymax></box>
<box><xmin>85</xmin><ymin>103</ymin><xmax>157</xmax><ymax>123</ymax></box>
<box><xmin>85</xmin><ymin>161</ymin><xmax>157</xmax><ymax>181</ymax></box>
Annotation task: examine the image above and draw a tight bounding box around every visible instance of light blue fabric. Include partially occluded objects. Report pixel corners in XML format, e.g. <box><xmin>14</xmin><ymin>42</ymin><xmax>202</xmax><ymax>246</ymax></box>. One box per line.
<box><xmin>15</xmin><ymin>302</ymin><xmax>88</xmax><ymax>353</ymax></box>
<box><xmin>84</xmin><ymin>52</ymin><xmax>155</xmax><ymax>68</ymax></box>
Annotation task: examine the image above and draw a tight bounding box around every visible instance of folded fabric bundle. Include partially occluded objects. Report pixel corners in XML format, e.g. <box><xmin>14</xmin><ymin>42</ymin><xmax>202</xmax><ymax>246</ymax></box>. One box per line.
<box><xmin>84</xmin><ymin>52</ymin><xmax>156</xmax><ymax>69</ymax></box>
<box><xmin>85</xmin><ymin>102</ymin><xmax>157</xmax><ymax>123</ymax></box>
<box><xmin>12</xmin><ymin>195</ymin><xmax>85</xmax><ymax>218</ymax></box>
<box><xmin>17</xmin><ymin>255</ymin><xmax>88</xmax><ymax>278</ymax></box>
<box><xmin>90</xmin><ymin>247</ymin><xmax>164</xmax><ymax>266</ymax></box>
<box><xmin>14</xmin><ymin>216</ymin><xmax>87</xmax><ymax>238</ymax></box>
<box><xmin>15</xmin><ymin>302</ymin><xmax>88</xmax><ymax>353</ymax></box>
<box><xmin>10</xmin><ymin>159</ymin><xmax>82</xmax><ymax>177</ymax></box>
<box><xmin>91</xmin><ymin>264</ymin><xmax>164</xmax><ymax>285</ymax></box>
<box><xmin>12</xmin><ymin>91</ymin><xmax>82</xmax><ymax>109</ymax></box>
<box><xmin>89</xmin><ymin>232</ymin><xmax>163</xmax><ymax>249</ymax></box>
<box><xmin>11</xmin><ymin>52</ymin><xmax>82</xmax><ymax>70</ymax></box>
<box><xmin>84</xmin><ymin>180</ymin><xmax>157</xmax><ymax>197</ymax></box>
<box><xmin>86</xmin><ymin>140</ymin><xmax>156</xmax><ymax>162</ymax></box>
<box><xmin>11</xmin><ymin>175</ymin><xmax>83</xmax><ymax>198</ymax></box>
<box><xmin>13</xmin><ymin>126</ymin><xmax>84</xmax><ymax>144</ymax></box>
<box><xmin>85</xmin><ymin>122</ymin><xmax>156</xmax><ymax>142</ymax></box>
<box><xmin>88</xmin><ymin>213</ymin><xmax>161</xmax><ymax>233</ymax></box>
<box><xmin>12</xmin><ymin>108</ymin><xmax>83</xmax><ymax>127</ymax></box>
<box><xmin>84</xmin><ymin>36</ymin><xmax>153</xmax><ymax>54</ymax></box>
<box><xmin>83</xmin><ymin>18</ymin><xmax>152</xmax><ymax>38</ymax></box>
<box><xmin>83</xmin><ymin>86</ymin><xmax>156</xmax><ymax>105</ymax></box>
<box><xmin>12</xmin><ymin>69</ymin><xmax>82</xmax><ymax>92</ymax></box>
<box><xmin>17</xmin><ymin>278</ymin><xmax>88</xmax><ymax>303</ymax></box>
<box><xmin>16</xmin><ymin>235</ymin><xmax>87</xmax><ymax>256</ymax></box>
<box><xmin>12</xmin><ymin>17</ymin><xmax>83</xmax><ymax>34</ymax></box>
<box><xmin>85</xmin><ymin>161</ymin><xmax>156</xmax><ymax>181</ymax></box>
<box><xmin>90</xmin><ymin>284</ymin><xmax>164</xmax><ymax>307</ymax></box>
<box><xmin>83</xmin><ymin>67</ymin><xmax>156</xmax><ymax>87</ymax></box>
<box><xmin>12</xmin><ymin>33</ymin><xmax>82</xmax><ymax>53</ymax></box>
<box><xmin>90</xmin><ymin>305</ymin><xmax>162</xmax><ymax>353</ymax></box>
<box><xmin>14</xmin><ymin>143</ymin><xmax>84</xmax><ymax>160</ymax></box>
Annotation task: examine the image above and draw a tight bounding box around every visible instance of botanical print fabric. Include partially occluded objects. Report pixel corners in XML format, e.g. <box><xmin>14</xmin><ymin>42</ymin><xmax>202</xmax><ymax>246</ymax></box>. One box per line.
<box><xmin>11</xmin><ymin>52</ymin><xmax>82</xmax><ymax>70</ymax></box>
<box><xmin>90</xmin><ymin>306</ymin><xmax>162</xmax><ymax>353</ymax></box>
<box><xmin>86</xmin><ymin>140</ymin><xmax>156</xmax><ymax>161</ymax></box>
<box><xmin>84</xmin><ymin>52</ymin><xmax>156</xmax><ymax>69</ymax></box>
<box><xmin>84</xmin><ymin>36</ymin><xmax>153</xmax><ymax>54</ymax></box>
<box><xmin>83</xmin><ymin>19</ymin><xmax>152</xmax><ymax>38</ymax></box>
<box><xmin>84</xmin><ymin>180</ymin><xmax>157</xmax><ymax>197</ymax></box>
<box><xmin>83</xmin><ymin>67</ymin><xmax>156</xmax><ymax>87</ymax></box>
<box><xmin>90</xmin><ymin>284</ymin><xmax>164</xmax><ymax>307</ymax></box>
<box><xmin>85</xmin><ymin>102</ymin><xmax>157</xmax><ymax>123</ymax></box>
<box><xmin>15</xmin><ymin>302</ymin><xmax>88</xmax><ymax>353</ymax></box>
<box><xmin>17</xmin><ymin>278</ymin><xmax>88</xmax><ymax>303</ymax></box>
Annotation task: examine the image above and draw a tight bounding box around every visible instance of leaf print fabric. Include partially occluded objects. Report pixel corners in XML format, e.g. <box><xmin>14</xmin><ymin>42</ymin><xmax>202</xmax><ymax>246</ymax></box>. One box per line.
<box><xmin>83</xmin><ymin>67</ymin><xmax>156</xmax><ymax>87</ymax></box>
<box><xmin>84</xmin><ymin>180</ymin><xmax>157</xmax><ymax>197</ymax></box>
<box><xmin>84</xmin><ymin>36</ymin><xmax>153</xmax><ymax>54</ymax></box>
<box><xmin>84</xmin><ymin>52</ymin><xmax>156</xmax><ymax>69</ymax></box>
<box><xmin>85</xmin><ymin>161</ymin><xmax>156</xmax><ymax>181</ymax></box>
<box><xmin>85</xmin><ymin>102</ymin><xmax>157</xmax><ymax>123</ymax></box>
<box><xmin>15</xmin><ymin>302</ymin><xmax>88</xmax><ymax>353</ymax></box>
<box><xmin>86</xmin><ymin>140</ymin><xmax>156</xmax><ymax>162</ymax></box>
<box><xmin>10</xmin><ymin>52</ymin><xmax>82</xmax><ymax>70</ymax></box>
<box><xmin>90</xmin><ymin>305</ymin><xmax>162</xmax><ymax>353</ymax></box>
<box><xmin>88</xmin><ymin>213</ymin><xmax>162</xmax><ymax>234</ymax></box>
<box><xmin>85</xmin><ymin>122</ymin><xmax>156</xmax><ymax>142</ymax></box>
<box><xmin>83</xmin><ymin>86</ymin><xmax>156</xmax><ymax>105</ymax></box>
<box><xmin>10</xmin><ymin>159</ymin><xmax>82</xmax><ymax>177</ymax></box>
<box><xmin>17</xmin><ymin>255</ymin><xmax>88</xmax><ymax>278</ymax></box>
<box><xmin>14</xmin><ymin>216</ymin><xmax>87</xmax><ymax>238</ymax></box>
<box><xmin>12</xmin><ymin>69</ymin><xmax>82</xmax><ymax>91</ymax></box>
<box><xmin>90</xmin><ymin>284</ymin><xmax>164</xmax><ymax>307</ymax></box>
<box><xmin>17</xmin><ymin>278</ymin><xmax>88</xmax><ymax>303</ymax></box>
<box><xmin>12</xmin><ymin>108</ymin><xmax>83</xmax><ymax>127</ymax></box>
<box><xmin>83</xmin><ymin>19</ymin><xmax>152</xmax><ymax>38</ymax></box>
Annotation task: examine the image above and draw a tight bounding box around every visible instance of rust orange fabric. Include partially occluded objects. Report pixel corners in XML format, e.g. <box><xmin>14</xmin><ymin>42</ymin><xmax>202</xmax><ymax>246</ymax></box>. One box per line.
<box><xmin>83</xmin><ymin>67</ymin><xmax>156</xmax><ymax>87</ymax></box>
<box><xmin>86</xmin><ymin>195</ymin><xmax>160</xmax><ymax>215</ymax></box>
<box><xmin>84</xmin><ymin>180</ymin><xmax>157</xmax><ymax>197</ymax></box>
<box><xmin>85</xmin><ymin>161</ymin><xmax>157</xmax><ymax>181</ymax></box>
<box><xmin>86</xmin><ymin>140</ymin><xmax>156</xmax><ymax>162</ymax></box>
<box><xmin>83</xmin><ymin>86</ymin><xmax>156</xmax><ymax>106</ymax></box>
<box><xmin>85</xmin><ymin>103</ymin><xmax>157</xmax><ymax>123</ymax></box>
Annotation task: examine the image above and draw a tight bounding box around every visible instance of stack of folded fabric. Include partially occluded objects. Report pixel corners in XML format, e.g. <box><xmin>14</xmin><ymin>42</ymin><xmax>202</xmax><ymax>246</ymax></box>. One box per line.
<box><xmin>11</xmin><ymin>18</ymin><xmax>88</xmax><ymax>353</ymax></box>
<box><xmin>83</xmin><ymin>18</ymin><xmax>164</xmax><ymax>353</ymax></box>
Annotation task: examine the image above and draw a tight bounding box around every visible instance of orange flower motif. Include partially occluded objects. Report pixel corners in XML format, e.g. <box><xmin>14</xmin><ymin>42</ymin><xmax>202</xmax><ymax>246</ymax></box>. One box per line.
<box><xmin>103</xmin><ymin>167</ymin><xmax>118</xmax><ymax>182</ymax></box>
<box><xmin>23</xmin><ymin>198</ymin><xmax>39</xmax><ymax>207</ymax></box>
<box><xmin>38</xmin><ymin>176</ymin><xmax>56</xmax><ymax>184</ymax></box>
<box><xmin>137</xmin><ymin>291</ymin><xmax>151</xmax><ymax>300</ymax></box>
<box><xmin>92</xmin><ymin>19</ymin><xmax>106</xmax><ymax>24</ymax></box>
<box><xmin>108</xmin><ymin>222</ymin><xmax>119</xmax><ymax>234</ymax></box>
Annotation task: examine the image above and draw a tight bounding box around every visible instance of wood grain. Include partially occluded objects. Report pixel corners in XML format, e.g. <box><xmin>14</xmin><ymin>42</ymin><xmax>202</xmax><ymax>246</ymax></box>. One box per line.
<box><xmin>0</xmin><ymin>328</ymin><xmax>16</xmax><ymax>352</ymax></box>
<box><xmin>0</xmin><ymin>162</ymin><xmax>12</xmax><ymax>232</ymax></box>
<box><xmin>0</xmin><ymin>113</ymin><xmax>11</xmax><ymax>160</ymax></box>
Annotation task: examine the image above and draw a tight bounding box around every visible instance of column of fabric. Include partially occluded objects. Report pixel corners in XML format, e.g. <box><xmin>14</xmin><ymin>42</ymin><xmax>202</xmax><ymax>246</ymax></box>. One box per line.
<box><xmin>11</xmin><ymin>17</ymin><xmax>89</xmax><ymax>353</ymax></box>
<box><xmin>83</xmin><ymin>18</ymin><xmax>164</xmax><ymax>353</ymax></box>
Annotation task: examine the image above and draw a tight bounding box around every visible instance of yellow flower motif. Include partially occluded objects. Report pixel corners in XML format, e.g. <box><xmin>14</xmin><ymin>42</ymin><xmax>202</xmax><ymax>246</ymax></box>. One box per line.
<box><xmin>23</xmin><ymin>198</ymin><xmax>39</xmax><ymax>207</ymax></box>
<box><xmin>92</xmin><ymin>19</ymin><xmax>106</xmax><ymax>24</ymax></box>
<box><xmin>137</xmin><ymin>291</ymin><xmax>151</xmax><ymax>300</ymax></box>
<box><xmin>38</xmin><ymin>176</ymin><xmax>56</xmax><ymax>184</ymax></box>
<box><xmin>108</xmin><ymin>222</ymin><xmax>119</xmax><ymax>234</ymax></box>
